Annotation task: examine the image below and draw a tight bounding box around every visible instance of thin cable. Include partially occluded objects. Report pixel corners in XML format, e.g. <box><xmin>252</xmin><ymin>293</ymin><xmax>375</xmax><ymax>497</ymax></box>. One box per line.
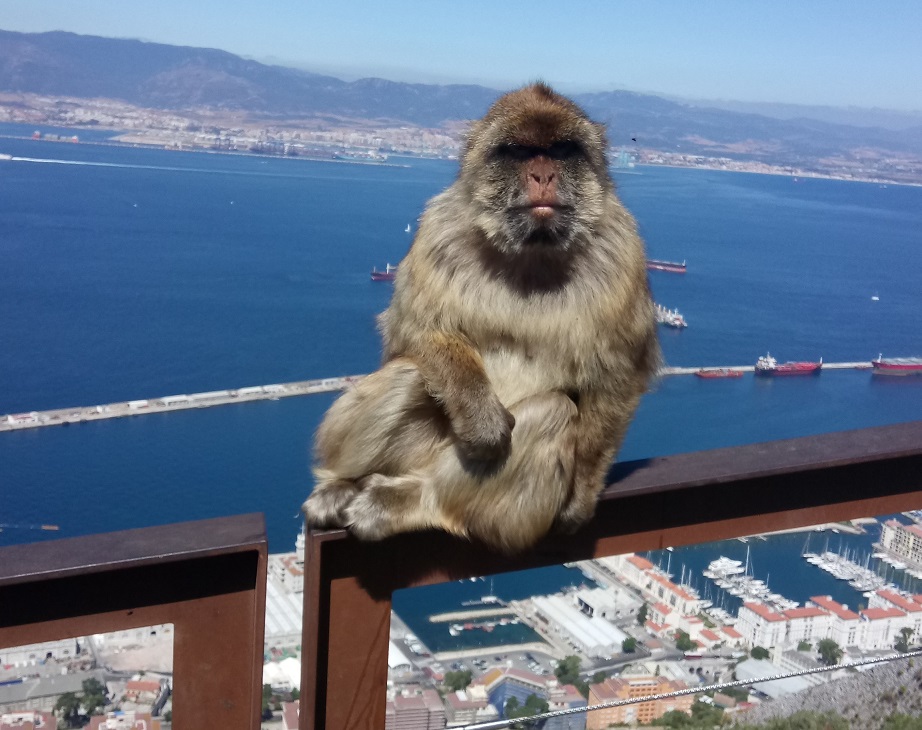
<box><xmin>459</xmin><ymin>649</ymin><xmax>922</xmax><ymax>730</ymax></box>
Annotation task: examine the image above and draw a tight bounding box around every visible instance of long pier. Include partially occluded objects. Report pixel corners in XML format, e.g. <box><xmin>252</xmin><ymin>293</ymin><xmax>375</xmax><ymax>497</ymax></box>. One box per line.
<box><xmin>0</xmin><ymin>361</ymin><xmax>877</xmax><ymax>433</ymax></box>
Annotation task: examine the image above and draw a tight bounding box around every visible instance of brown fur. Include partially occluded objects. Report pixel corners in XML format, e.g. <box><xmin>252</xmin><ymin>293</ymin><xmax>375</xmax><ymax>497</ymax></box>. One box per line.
<box><xmin>304</xmin><ymin>83</ymin><xmax>660</xmax><ymax>553</ymax></box>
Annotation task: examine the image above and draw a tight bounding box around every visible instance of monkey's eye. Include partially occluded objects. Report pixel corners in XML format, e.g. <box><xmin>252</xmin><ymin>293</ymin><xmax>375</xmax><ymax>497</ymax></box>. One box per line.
<box><xmin>547</xmin><ymin>141</ymin><xmax>583</xmax><ymax>160</ymax></box>
<box><xmin>494</xmin><ymin>143</ymin><xmax>534</xmax><ymax>162</ymax></box>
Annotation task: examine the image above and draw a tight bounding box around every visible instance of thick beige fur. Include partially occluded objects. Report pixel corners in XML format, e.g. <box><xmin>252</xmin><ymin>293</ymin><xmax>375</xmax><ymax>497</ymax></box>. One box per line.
<box><xmin>304</xmin><ymin>83</ymin><xmax>660</xmax><ymax>553</ymax></box>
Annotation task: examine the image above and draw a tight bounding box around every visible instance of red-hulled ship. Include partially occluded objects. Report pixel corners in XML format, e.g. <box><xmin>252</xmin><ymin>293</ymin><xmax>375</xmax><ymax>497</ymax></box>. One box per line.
<box><xmin>872</xmin><ymin>355</ymin><xmax>922</xmax><ymax>376</ymax></box>
<box><xmin>754</xmin><ymin>353</ymin><xmax>822</xmax><ymax>376</ymax></box>
<box><xmin>370</xmin><ymin>263</ymin><xmax>397</xmax><ymax>282</ymax></box>
<box><xmin>646</xmin><ymin>259</ymin><xmax>687</xmax><ymax>274</ymax></box>
<box><xmin>695</xmin><ymin>368</ymin><xmax>744</xmax><ymax>379</ymax></box>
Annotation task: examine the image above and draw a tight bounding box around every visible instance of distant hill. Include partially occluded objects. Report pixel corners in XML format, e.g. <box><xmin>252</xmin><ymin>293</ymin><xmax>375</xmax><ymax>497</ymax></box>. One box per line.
<box><xmin>2</xmin><ymin>29</ymin><xmax>921</xmax><ymax>166</ymax></box>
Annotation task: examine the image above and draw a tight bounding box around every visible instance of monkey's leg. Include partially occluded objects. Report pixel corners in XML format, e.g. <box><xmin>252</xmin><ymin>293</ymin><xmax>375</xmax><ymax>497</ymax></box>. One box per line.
<box><xmin>304</xmin><ymin>358</ymin><xmax>448</xmax><ymax>528</ymax></box>
<box><xmin>345</xmin><ymin>391</ymin><xmax>578</xmax><ymax>553</ymax></box>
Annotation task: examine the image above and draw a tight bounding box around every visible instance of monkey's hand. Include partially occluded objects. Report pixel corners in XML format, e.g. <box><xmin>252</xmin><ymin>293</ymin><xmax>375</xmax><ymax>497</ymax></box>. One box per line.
<box><xmin>451</xmin><ymin>391</ymin><xmax>515</xmax><ymax>465</ymax></box>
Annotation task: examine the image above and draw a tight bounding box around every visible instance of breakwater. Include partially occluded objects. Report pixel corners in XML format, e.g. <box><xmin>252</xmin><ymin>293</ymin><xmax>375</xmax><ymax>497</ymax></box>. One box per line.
<box><xmin>0</xmin><ymin>361</ymin><xmax>880</xmax><ymax>433</ymax></box>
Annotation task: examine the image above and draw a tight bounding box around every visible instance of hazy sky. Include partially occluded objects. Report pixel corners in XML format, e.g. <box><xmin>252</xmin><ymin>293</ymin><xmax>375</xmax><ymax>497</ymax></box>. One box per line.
<box><xmin>2</xmin><ymin>0</ymin><xmax>920</xmax><ymax>110</ymax></box>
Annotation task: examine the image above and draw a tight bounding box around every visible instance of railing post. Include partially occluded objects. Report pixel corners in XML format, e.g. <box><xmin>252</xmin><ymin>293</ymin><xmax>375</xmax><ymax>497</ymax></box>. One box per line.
<box><xmin>0</xmin><ymin>514</ymin><xmax>267</xmax><ymax>730</ymax></box>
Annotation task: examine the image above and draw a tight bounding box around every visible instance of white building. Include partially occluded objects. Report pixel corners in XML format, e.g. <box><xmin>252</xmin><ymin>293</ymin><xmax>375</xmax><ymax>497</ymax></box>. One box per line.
<box><xmin>808</xmin><ymin>596</ymin><xmax>861</xmax><ymax>648</ymax></box>
<box><xmin>858</xmin><ymin>607</ymin><xmax>909</xmax><ymax>650</ymax></box>
<box><xmin>532</xmin><ymin>595</ymin><xmax>627</xmax><ymax>657</ymax></box>
<box><xmin>782</xmin><ymin>606</ymin><xmax>830</xmax><ymax>646</ymax></box>
<box><xmin>737</xmin><ymin>603</ymin><xmax>787</xmax><ymax>648</ymax></box>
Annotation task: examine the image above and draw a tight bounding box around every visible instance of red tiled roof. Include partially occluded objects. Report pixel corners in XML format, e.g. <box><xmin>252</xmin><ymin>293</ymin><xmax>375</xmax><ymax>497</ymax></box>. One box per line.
<box><xmin>810</xmin><ymin>596</ymin><xmax>860</xmax><ymax>620</ymax></box>
<box><xmin>628</xmin><ymin>554</ymin><xmax>655</xmax><ymax>570</ymax></box>
<box><xmin>876</xmin><ymin>590</ymin><xmax>922</xmax><ymax>613</ymax></box>
<box><xmin>861</xmin><ymin>607</ymin><xmax>906</xmax><ymax>621</ymax></box>
<box><xmin>783</xmin><ymin>607</ymin><xmax>828</xmax><ymax>620</ymax></box>
<box><xmin>742</xmin><ymin>602</ymin><xmax>786</xmax><ymax>622</ymax></box>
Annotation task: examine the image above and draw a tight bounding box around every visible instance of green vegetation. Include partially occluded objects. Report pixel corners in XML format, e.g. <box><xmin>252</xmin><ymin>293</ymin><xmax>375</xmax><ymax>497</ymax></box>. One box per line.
<box><xmin>504</xmin><ymin>694</ymin><xmax>548</xmax><ymax>727</ymax></box>
<box><xmin>658</xmin><ymin>700</ymin><xmax>724</xmax><ymax>727</ymax></box>
<box><xmin>883</xmin><ymin>715</ymin><xmax>922</xmax><ymax>730</ymax></box>
<box><xmin>54</xmin><ymin>693</ymin><xmax>82</xmax><ymax>729</ymax></box>
<box><xmin>896</xmin><ymin>627</ymin><xmax>915</xmax><ymax>653</ymax></box>
<box><xmin>797</xmin><ymin>640</ymin><xmax>812</xmax><ymax>651</ymax></box>
<box><xmin>555</xmin><ymin>655</ymin><xmax>592</xmax><ymax>697</ymax></box>
<box><xmin>675</xmin><ymin>630</ymin><xmax>695</xmax><ymax>652</ymax></box>
<box><xmin>80</xmin><ymin>678</ymin><xmax>106</xmax><ymax>716</ymax></box>
<box><xmin>637</xmin><ymin>602</ymin><xmax>648</xmax><ymax>626</ymax></box>
<box><xmin>817</xmin><ymin>638</ymin><xmax>844</xmax><ymax>666</ymax></box>
<box><xmin>443</xmin><ymin>669</ymin><xmax>473</xmax><ymax>692</ymax></box>
<box><xmin>734</xmin><ymin>710</ymin><xmax>849</xmax><ymax>729</ymax></box>
<box><xmin>622</xmin><ymin>636</ymin><xmax>637</xmax><ymax>653</ymax></box>
<box><xmin>751</xmin><ymin>646</ymin><xmax>770</xmax><ymax>660</ymax></box>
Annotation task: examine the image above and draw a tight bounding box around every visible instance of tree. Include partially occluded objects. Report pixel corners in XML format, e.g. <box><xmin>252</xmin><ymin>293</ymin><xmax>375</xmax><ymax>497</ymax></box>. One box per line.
<box><xmin>895</xmin><ymin>627</ymin><xmax>915</xmax><ymax>653</ymax></box>
<box><xmin>622</xmin><ymin>636</ymin><xmax>637</xmax><ymax>653</ymax></box>
<box><xmin>444</xmin><ymin>669</ymin><xmax>473</xmax><ymax>692</ymax></box>
<box><xmin>590</xmin><ymin>670</ymin><xmax>607</xmax><ymax>685</ymax></box>
<box><xmin>554</xmin><ymin>655</ymin><xmax>581</xmax><ymax>685</ymax></box>
<box><xmin>54</xmin><ymin>692</ymin><xmax>81</xmax><ymax>729</ymax></box>
<box><xmin>674</xmin><ymin>630</ymin><xmax>695</xmax><ymax>652</ymax></box>
<box><xmin>817</xmin><ymin>638</ymin><xmax>843</xmax><ymax>666</ymax></box>
<box><xmin>637</xmin><ymin>602</ymin><xmax>648</xmax><ymax>627</ymax></box>
<box><xmin>81</xmin><ymin>677</ymin><xmax>107</xmax><ymax>715</ymax></box>
<box><xmin>505</xmin><ymin>693</ymin><xmax>549</xmax><ymax>727</ymax></box>
<box><xmin>797</xmin><ymin>640</ymin><xmax>812</xmax><ymax>651</ymax></box>
<box><xmin>750</xmin><ymin>646</ymin><xmax>770</xmax><ymax>660</ymax></box>
<box><xmin>261</xmin><ymin>684</ymin><xmax>274</xmax><ymax>720</ymax></box>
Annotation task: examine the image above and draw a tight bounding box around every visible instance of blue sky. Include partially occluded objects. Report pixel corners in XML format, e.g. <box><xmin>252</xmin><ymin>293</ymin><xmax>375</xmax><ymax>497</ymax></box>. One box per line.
<box><xmin>2</xmin><ymin>0</ymin><xmax>920</xmax><ymax>110</ymax></box>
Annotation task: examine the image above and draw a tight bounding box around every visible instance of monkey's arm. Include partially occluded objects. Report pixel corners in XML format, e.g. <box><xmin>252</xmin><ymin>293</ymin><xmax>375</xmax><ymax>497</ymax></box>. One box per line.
<box><xmin>390</xmin><ymin>329</ymin><xmax>515</xmax><ymax>463</ymax></box>
<box><xmin>555</xmin><ymin>386</ymin><xmax>642</xmax><ymax>533</ymax></box>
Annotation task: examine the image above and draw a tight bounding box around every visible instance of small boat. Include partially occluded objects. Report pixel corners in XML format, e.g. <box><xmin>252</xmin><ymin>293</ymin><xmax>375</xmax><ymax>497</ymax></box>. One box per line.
<box><xmin>405</xmin><ymin>224</ymin><xmax>412</xmax><ymax>233</ymax></box>
<box><xmin>872</xmin><ymin>354</ymin><xmax>922</xmax><ymax>376</ymax></box>
<box><xmin>695</xmin><ymin>369</ymin><xmax>744</xmax><ymax>379</ymax></box>
<box><xmin>754</xmin><ymin>353</ymin><xmax>822</xmax><ymax>376</ymax></box>
<box><xmin>646</xmin><ymin>259</ymin><xmax>686</xmax><ymax>274</ymax></box>
<box><xmin>370</xmin><ymin>263</ymin><xmax>397</xmax><ymax>282</ymax></box>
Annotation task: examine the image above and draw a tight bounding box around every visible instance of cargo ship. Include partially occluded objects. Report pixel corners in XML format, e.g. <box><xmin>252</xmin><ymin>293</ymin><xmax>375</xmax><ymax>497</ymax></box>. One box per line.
<box><xmin>754</xmin><ymin>353</ymin><xmax>822</xmax><ymax>376</ymax></box>
<box><xmin>370</xmin><ymin>263</ymin><xmax>397</xmax><ymax>282</ymax></box>
<box><xmin>695</xmin><ymin>368</ymin><xmax>744</xmax><ymax>379</ymax></box>
<box><xmin>646</xmin><ymin>259</ymin><xmax>687</xmax><ymax>274</ymax></box>
<box><xmin>871</xmin><ymin>355</ymin><xmax>922</xmax><ymax>376</ymax></box>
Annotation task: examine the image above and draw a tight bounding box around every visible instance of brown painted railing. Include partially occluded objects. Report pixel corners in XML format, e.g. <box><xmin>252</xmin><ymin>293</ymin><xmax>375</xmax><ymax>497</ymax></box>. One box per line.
<box><xmin>0</xmin><ymin>513</ymin><xmax>268</xmax><ymax>730</ymax></box>
<box><xmin>299</xmin><ymin>420</ymin><xmax>922</xmax><ymax>730</ymax></box>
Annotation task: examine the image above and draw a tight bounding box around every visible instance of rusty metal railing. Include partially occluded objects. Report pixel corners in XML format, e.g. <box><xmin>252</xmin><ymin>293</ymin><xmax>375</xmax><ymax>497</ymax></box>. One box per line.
<box><xmin>0</xmin><ymin>513</ymin><xmax>268</xmax><ymax>730</ymax></box>
<box><xmin>299</xmin><ymin>420</ymin><xmax>922</xmax><ymax>730</ymax></box>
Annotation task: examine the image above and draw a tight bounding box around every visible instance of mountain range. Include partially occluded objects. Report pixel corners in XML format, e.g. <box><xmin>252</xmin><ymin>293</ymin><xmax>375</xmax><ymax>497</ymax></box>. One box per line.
<box><xmin>2</xmin><ymin>29</ymin><xmax>921</xmax><ymax>168</ymax></box>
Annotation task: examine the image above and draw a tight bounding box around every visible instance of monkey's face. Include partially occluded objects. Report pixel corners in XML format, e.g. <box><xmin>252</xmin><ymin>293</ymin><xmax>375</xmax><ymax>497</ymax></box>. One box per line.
<box><xmin>461</xmin><ymin>84</ymin><xmax>611</xmax><ymax>256</ymax></box>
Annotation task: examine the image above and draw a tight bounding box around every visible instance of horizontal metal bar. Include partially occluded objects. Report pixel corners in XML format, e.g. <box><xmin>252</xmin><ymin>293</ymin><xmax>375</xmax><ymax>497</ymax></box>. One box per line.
<box><xmin>300</xmin><ymin>420</ymin><xmax>922</xmax><ymax>730</ymax></box>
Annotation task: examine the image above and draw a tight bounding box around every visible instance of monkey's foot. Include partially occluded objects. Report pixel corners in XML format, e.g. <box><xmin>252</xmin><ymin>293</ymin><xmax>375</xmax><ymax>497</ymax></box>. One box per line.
<box><xmin>303</xmin><ymin>479</ymin><xmax>360</xmax><ymax>529</ymax></box>
<box><xmin>344</xmin><ymin>474</ymin><xmax>426</xmax><ymax>541</ymax></box>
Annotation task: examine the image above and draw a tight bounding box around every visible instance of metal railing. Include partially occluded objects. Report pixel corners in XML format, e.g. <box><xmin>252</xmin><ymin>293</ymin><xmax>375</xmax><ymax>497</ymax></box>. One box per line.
<box><xmin>298</xmin><ymin>420</ymin><xmax>922</xmax><ymax>730</ymax></box>
<box><xmin>0</xmin><ymin>513</ymin><xmax>268</xmax><ymax>729</ymax></box>
<box><xmin>2</xmin><ymin>422</ymin><xmax>921</xmax><ymax>729</ymax></box>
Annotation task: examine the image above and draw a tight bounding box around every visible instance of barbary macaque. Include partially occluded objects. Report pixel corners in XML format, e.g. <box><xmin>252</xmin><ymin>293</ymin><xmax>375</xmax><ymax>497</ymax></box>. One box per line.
<box><xmin>304</xmin><ymin>83</ymin><xmax>660</xmax><ymax>553</ymax></box>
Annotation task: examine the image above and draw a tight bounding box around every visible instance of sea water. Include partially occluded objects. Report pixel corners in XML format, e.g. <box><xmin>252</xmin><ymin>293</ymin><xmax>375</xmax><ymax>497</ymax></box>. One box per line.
<box><xmin>1</xmin><ymin>128</ymin><xmax>921</xmax><ymax>625</ymax></box>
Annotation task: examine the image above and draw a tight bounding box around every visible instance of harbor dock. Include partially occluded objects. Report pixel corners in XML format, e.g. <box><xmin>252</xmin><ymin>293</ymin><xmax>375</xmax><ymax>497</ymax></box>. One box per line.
<box><xmin>0</xmin><ymin>361</ymin><xmax>880</xmax><ymax>433</ymax></box>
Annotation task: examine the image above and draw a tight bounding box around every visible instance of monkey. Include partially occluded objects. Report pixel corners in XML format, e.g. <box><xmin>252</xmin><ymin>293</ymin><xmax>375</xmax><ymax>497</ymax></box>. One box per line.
<box><xmin>303</xmin><ymin>83</ymin><xmax>660</xmax><ymax>554</ymax></box>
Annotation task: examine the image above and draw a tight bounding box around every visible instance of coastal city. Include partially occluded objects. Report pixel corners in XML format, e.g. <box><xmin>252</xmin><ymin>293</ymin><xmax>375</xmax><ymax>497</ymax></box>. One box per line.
<box><xmin>1</xmin><ymin>92</ymin><xmax>919</xmax><ymax>187</ymax></box>
<box><xmin>7</xmin><ymin>513</ymin><xmax>922</xmax><ymax>729</ymax></box>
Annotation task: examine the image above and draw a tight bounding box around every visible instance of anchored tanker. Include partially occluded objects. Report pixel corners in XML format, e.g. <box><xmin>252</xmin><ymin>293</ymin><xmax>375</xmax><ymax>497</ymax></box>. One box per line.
<box><xmin>872</xmin><ymin>355</ymin><xmax>922</xmax><ymax>376</ymax></box>
<box><xmin>754</xmin><ymin>353</ymin><xmax>823</xmax><ymax>376</ymax></box>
